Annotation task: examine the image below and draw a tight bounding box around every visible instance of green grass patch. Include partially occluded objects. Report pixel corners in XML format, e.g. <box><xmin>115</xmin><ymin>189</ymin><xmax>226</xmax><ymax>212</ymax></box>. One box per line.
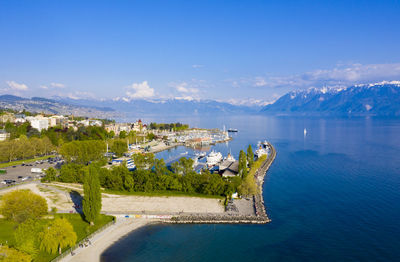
<box><xmin>0</xmin><ymin>155</ymin><xmax>56</xmax><ymax>168</ymax></box>
<box><xmin>103</xmin><ymin>188</ymin><xmax>224</xmax><ymax>199</ymax></box>
<box><xmin>0</xmin><ymin>213</ymin><xmax>114</xmax><ymax>262</ymax></box>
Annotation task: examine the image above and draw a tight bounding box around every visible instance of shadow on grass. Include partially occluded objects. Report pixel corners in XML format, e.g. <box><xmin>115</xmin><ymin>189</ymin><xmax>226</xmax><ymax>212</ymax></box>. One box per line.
<box><xmin>69</xmin><ymin>190</ymin><xmax>84</xmax><ymax>219</ymax></box>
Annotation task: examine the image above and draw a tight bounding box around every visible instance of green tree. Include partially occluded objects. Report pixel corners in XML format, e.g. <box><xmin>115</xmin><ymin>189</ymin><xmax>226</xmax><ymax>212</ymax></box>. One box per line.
<box><xmin>110</xmin><ymin>139</ymin><xmax>127</xmax><ymax>157</ymax></box>
<box><xmin>14</xmin><ymin>219</ymin><xmax>43</xmax><ymax>256</ymax></box>
<box><xmin>146</xmin><ymin>132</ymin><xmax>155</xmax><ymax>141</ymax></box>
<box><xmin>0</xmin><ymin>245</ymin><xmax>31</xmax><ymax>262</ymax></box>
<box><xmin>60</xmin><ymin>140</ymin><xmax>106</xmax><ymax>164</ymax></box>
<box><xmin>58</xmin><ymin>163</ymin><xmax>84</xmax><ymax>183</ymax></box>
<box><xmin>124</xmin><ymin>175</ymin><xmax>134</xmax><ymax>192</ymax></box>
<box><xmin>0</xmin><ymin>190</ymin><xmax>48</xmax><ymax>223</ymax></box>
<box><xmin>42</xmin><ymin>167</ymin><xmax>57</xmax><ymax>182</ymax></box>
<box><xmin>132</xmin><ymin>153</ymin><xmax>154</xmax><ymax>170</ymax></box>
<box><xmin>238</xmin><ymin>173</ymin><xmax>258</xmax><ymax>196</ymax></box>
<box><xmin>247</xmin><ymin>145</ymin><xmax>254</xmax><ymax>167</ymax></box>
<box><xmin>119</xmin><ymin>130</ymin><xmax>127</xmax><ymax>139</ymax></box>
<box><xmin>238</xmin><ymin>150</ymin><xmax>248</xmax><ymax>178</ymax></box>
<box><xmin>39</xmin><ymin>218</ymin><xmax>77</xmax><ymax>254</ymax></box>
<box><xmin>82</xmin><ymin>166</ymin><xmax>102</xmax><ymax>225</ymax></box>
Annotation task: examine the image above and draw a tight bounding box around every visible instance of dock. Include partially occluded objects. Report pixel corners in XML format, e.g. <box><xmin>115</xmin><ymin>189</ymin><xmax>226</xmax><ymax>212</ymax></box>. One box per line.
<box><xmin>167</xmin><ymin>142</ymin><xmax>276</xmax><ymax>224</ymax></box>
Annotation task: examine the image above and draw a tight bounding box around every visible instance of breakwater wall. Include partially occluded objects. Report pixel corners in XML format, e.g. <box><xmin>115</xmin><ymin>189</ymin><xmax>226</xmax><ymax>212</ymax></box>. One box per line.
<box><xmin>169</xmin><ymin>143</ymin><xmax>276</xmax><ymax>225</ymax></box>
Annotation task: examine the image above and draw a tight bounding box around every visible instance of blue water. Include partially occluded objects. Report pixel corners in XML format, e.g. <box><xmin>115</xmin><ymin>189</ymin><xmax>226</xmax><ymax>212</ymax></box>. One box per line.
<box><xmin>102</xmin><ymin>116</ymin><xmax>400</xmax><ymax>261</ymax></box>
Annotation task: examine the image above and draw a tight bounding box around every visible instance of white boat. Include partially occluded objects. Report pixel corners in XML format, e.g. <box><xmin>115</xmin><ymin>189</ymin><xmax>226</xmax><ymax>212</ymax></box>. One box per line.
<box><xmin>304</xmin><ymin>128</ymin><xmax>307</xmax><ymax>136</ymax></box>
<box><xmin>225</xmin><ymin>153</ymin><xmax>236</xmax><ymax>162</ymax></box>
<box><xmin>195</xmin><ymin>152</ymin><xmax>207</xmax><ymax>159</ymax></box>
<box><xmin>254</xmin><ymin>141</ymin><xmax>270</xmax><ymax>159</ymax></box>
<box><xmin>206</xmin><ymin>151</ymin><xmax>223</xmax><ymax>167</ymax></box>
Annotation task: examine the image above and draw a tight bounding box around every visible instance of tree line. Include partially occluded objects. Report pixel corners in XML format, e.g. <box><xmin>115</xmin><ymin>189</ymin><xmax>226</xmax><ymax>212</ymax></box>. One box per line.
<box><xmin>0</xmin><ymin>135</ymin><xmax>54</xmax><ymax>162</ymax></box>
<box><xmin>45</xmin><ymin>145</ymin><xmax>262</xmax><ymax>198</ymax></box>
<box><xmin>149</xmin><ymin>122</ymin><xmax>189</xmax><ymax>131</ymax></box>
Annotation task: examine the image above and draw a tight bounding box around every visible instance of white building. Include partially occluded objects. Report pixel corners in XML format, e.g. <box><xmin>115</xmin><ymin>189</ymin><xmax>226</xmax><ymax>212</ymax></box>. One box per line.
<box><xmin>26</xmin><ymin>116</ymin><xmax>49</xmax><ymax>132</ymax></box>
<box><xmin>0</xmin><ymin>130</ymin><xmax>10</xmax><ymax>141</ymax></box>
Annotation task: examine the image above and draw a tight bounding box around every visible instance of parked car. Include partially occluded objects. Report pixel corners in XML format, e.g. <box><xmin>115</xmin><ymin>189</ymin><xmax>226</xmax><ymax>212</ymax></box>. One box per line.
<box><xmin>31</xmin><ymin>168</ymin><xmax>43</xmax><ymax>174</ymax></box>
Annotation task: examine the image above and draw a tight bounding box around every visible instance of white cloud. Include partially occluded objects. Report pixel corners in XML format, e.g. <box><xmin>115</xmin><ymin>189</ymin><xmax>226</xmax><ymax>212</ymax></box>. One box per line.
<box><xmin>6</xmin><ymin>81</ymin><xmax>28</xmax><ymax>91</ymax></box>
<box><xmin>232</xmin><ymin>63</ymin><xmax>400</xmax><ymax>90</ymax></box>
<box><xmin>50</xmin><ymin>82</ymin><xmax>65</xmax><ymax>88</ymax></box>
<box><xmin>192</xmin><ymin>64</ymin><xmax>204</xmax><ymax>69</ymax></box>
<box><xmin>173</xmin><ymin>82</ymin><xmax>199</xmax><ymax>94</ymax></box>
<box><xmin>40</xmin><ymin>85</ymin><xmax>48</xmax><ymax>89</ymax></box>
<box><xmin>254</xmin><ymin>77</ymin><xmax>267</xmax><ymax>87</ymax></box>
<box><xmin>125</xmin><ymin>81</ymin><xmax>155</xmax><ymax>99</ymax></box>
<box><xmin>175</xmin><ymin>96</ymin><xmax>194</xmax><ymax>101</ymax></box>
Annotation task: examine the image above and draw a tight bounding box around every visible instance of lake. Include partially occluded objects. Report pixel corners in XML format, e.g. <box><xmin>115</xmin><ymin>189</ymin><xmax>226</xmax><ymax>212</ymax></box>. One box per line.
<box><xmin>102</xmin><ymin>115</ymin><xmax>400</xmax><ymax>261</ymax></box>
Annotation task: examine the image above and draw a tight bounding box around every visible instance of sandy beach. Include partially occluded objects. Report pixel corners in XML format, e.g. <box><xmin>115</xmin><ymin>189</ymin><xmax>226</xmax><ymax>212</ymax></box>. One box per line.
<box><xmin>63</xmin><ymin>218</ymin><xmax>156</xmax><ymax>262</ymax></box>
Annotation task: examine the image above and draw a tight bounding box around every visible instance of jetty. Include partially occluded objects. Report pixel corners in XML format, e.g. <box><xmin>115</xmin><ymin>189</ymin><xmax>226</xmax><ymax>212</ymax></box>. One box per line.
<box><xmin>167</xmin><ymin>142</ymin><xmax>277</xmax><ymax>224</ymax></box>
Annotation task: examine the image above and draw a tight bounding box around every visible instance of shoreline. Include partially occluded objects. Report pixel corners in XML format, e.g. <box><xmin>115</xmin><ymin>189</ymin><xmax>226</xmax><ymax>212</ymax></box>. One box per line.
<box><xmin>63</xmin><ymin>218</ymin><xmax>159</xmax><ymax>262</ymax></box>
<box><xmin>66</xmin><ymin>143</ymin><xmax>276</xmax><ymax>262</ymax></box>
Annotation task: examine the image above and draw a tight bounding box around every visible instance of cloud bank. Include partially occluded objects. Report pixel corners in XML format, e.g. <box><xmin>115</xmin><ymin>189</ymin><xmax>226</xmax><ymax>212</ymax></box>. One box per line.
<box><xmin>6</xmin><ymin>81</ymin><xmax>28</xmax><ymax>91</ymax></box>
<box><xmin>239</xmin><ymin>63</ymin><xmax>400</xmax><ymax>90</ymax></box>
<box><xmin>125</xmin><ymin>81</ymin><xmax>154</xmax><ymax>100</ymax></box>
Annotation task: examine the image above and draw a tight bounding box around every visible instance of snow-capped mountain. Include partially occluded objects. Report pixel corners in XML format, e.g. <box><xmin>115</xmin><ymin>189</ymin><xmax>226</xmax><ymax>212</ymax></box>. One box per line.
<box><xmin>261</xmin><ymin>81</ymin><xmax>400</xmax><ymax>116</ymax></box>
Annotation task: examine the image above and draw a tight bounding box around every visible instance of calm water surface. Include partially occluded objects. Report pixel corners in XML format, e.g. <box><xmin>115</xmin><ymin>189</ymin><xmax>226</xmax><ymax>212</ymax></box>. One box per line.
<box><xmin>102</xmin><ymin>116</ymin><xmax>400</xmax><ymax>262</ymax></box>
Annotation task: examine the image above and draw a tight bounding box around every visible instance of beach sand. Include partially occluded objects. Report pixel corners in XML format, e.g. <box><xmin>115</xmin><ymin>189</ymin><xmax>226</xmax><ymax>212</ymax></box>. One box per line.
<box><xmin>64</xmin><ymin>218</ymin><xmax>156</xmax><ymax>262</ymax></box>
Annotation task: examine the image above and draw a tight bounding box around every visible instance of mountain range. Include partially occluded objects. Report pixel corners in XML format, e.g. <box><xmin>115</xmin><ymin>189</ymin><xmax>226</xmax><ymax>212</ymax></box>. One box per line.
<box><xmin>1</xmin><ymin>81</ymin><xmax>400</xmax><ymax>118</ymax></box>
<box><xmin>261</xmin><ymin>81</ymin><xmax>400</xmax><ymax>117</ymax></box>
<box><xmin>0</xmin><ymin>95</ymin><xmax>117</xmax><ymax>118</ymax></box>
<box><xmin>0</xmin><ymin>95</ymin><xmax>260</xmax><ymax>118</ymax></box>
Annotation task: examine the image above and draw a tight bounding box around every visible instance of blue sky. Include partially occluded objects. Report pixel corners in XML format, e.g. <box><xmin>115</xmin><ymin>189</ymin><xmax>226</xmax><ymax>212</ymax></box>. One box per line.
<box><xmin>1</xmin><ymin>0</ymin><xmax>400</xmax><ymax>104</ymax></box>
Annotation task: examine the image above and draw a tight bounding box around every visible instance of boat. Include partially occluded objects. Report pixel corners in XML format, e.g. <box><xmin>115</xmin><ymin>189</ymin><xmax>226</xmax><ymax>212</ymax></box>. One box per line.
<box><xmin>195</xmin><ymin>152</ymin><xmax>207</xmax><ymax>159</ymax></box>
<box><xmin>225</xmin><ymin>153</ymin><xmax>236</xmax><ymax>162</ymax></box>
<box><xmin>254</xmin><ymin>141</ymin><xmax>270</xmax><ymax>159</ymax></box>
<box><xmin>206</xmin><ymin>151</ymin><xmax>223</xmax><ymax>167</ymax></box>
<box><xmin>228</xmin><ymin>128</ymin><xmax>238</xmax><ymax>132</ymax></box>
<box><xmin>304</xmin><ymin>128</ymin><xmax>307</xmax><ymax>136</ymax></box>
<box><xmin>126</xmin><ymin>159</ymin><xmax>136</xmax><ymax>170</ymax></box>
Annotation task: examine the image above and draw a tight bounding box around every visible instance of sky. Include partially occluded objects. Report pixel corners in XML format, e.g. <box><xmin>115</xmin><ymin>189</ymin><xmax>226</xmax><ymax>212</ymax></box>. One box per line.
<box><xmin>1</xmin><ymin>0</ymin><xmax>400</xmax><ymax>105</ymax></box>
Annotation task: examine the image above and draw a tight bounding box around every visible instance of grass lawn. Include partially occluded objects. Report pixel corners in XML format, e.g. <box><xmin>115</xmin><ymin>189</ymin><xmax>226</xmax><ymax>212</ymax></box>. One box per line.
<box><xmin>0</xmin><ymin>213</ymin><xmax>114</xmax><ymax>262</ymax></box>
<box><xmin>103</xmin><ymin>188</ymin><xmax>224</xmax><ymax>199</ymax></box>
<box><xmin>0</xmin><ymin>155</ymin><xmax>56</xmax><ymax>168</ymax></box>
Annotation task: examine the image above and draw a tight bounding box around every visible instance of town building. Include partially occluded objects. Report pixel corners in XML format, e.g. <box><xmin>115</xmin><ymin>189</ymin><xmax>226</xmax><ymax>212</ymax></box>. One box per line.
<box><xmin>0</xmin><ymin>113</ymin><xmax>15</xmax><ymax>123</ymax></box>
<box><xmin>0</xmin><ymin>129</ymin><xmax>10</xmax><ymax>141</ymax></box>
<box><xmin>26</xmin><ymin>115</ymin><xmax>49</xmax><ymax>132</ymax></box>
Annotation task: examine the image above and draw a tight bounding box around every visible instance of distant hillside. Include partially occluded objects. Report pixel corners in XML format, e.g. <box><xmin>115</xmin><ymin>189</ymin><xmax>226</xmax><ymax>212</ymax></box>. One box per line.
<box><xmin>0</xmin><ymin>95</ymin><xmax>116</xmax><ymax>118</ymax></box>
<box><xmin>54</xmin><ymin>97</ymin><xmax>261</xmax><ymax>116</ymax></box>
<box><xmin>261</xmin><ymin>81</ymin><xmax>400</xmax><ymax>116</ymax></box>
<box><xmin>0</xmin><ymin>94</ymin><xmax>261</xmax><ymax>119</ymax></box>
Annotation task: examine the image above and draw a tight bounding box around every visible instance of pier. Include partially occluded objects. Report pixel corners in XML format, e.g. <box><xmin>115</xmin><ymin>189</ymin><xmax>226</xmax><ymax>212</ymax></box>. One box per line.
<box><xmin>168</xmin><ymin>142</ymin><xmax>277</xmax><ymax>224</ymax></box>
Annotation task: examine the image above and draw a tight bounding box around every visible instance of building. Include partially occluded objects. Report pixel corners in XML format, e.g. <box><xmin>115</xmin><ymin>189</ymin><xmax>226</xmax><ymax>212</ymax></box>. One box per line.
<box><xmin>14</xmin><ymin>114</ymin><xmax>26</xmax><ymax>124</ymax></box>
<box><xmin>49</xmin><ymin>115</ymin><xmax>68</xmax><ymax>127</ymax></box>
<box><xmin>220</xmin><ymin>160</ymin><xmax>239</xmax><ymax>177</ymax></box>
<box><xmin>0</xmin><ymin>130</ymin><xmax>10</xmax><ymax>141</ymax></box>
<box><xmin>0</xmin><ymin>113</ymin><xmax>15</xmax><ymax>123</ymax></box>
<box><xmin>26</xmin><ymin>115</ymin><xmax>49</xmax><ymax>132</ymax></box>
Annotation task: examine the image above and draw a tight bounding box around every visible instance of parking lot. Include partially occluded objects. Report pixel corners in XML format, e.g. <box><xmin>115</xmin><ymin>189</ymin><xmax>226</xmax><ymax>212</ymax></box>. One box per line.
<box><xmin>0</xmin><ymin>158</ymin><xmax>62</xmax><ymax>188</ymax></box>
